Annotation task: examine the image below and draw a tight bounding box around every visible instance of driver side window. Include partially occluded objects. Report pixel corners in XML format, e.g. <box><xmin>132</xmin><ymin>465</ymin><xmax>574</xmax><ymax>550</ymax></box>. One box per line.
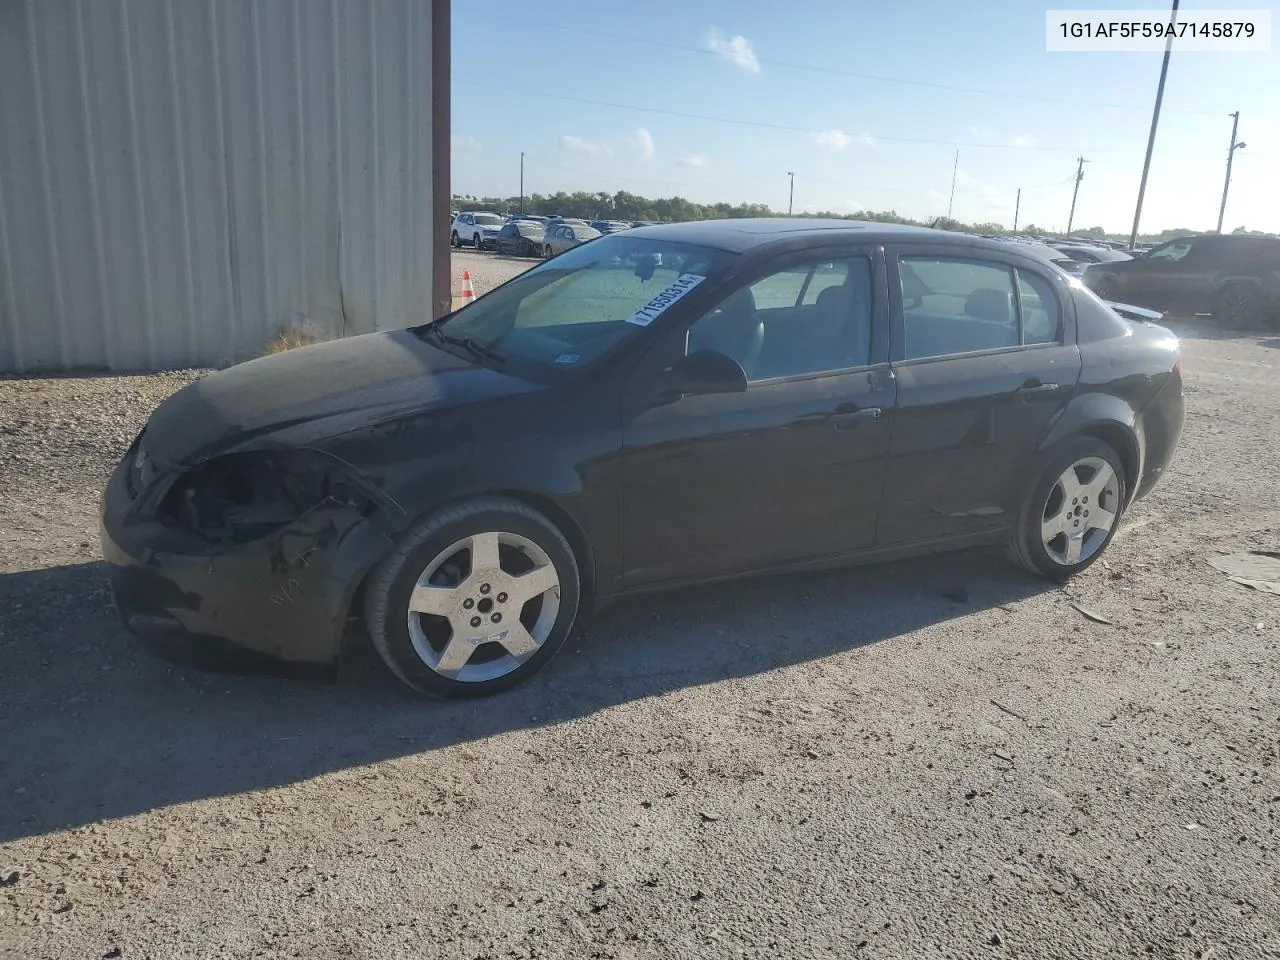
<box><xmin>686</xmin><ymin>256</ymin><xmax>874</xmax><ymax>382</ymax></box>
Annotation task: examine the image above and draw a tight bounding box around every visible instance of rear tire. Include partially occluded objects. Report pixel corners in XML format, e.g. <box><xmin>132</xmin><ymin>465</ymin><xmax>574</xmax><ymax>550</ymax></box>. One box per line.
<box><xmin>1214</xmin><ymin>284</ymin><xmax>1264</xmax><ymax>330</ymax></box>
<box><xmin>1008</xmin><ymin>437</ymin><xmax>1127</xmax><ymax>581</ymax></box>
<box><xmin>364</xmin><ymin>498</ymin><xmax>581</xmax><ymax>698</ymax></box>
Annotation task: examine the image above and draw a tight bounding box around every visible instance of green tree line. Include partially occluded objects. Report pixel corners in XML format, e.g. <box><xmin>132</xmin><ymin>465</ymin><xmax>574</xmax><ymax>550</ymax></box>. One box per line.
<box><xmin>451</xmin><ymin>190</ymin><xmax>1253</xmax><ymax>243</ymax></box>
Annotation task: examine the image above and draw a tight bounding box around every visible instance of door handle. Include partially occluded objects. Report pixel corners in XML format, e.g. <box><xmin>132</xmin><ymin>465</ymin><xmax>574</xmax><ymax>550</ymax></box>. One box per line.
<box><xmin>832</xmin><ymin>407</ymin><xmax>882</xmax><ymax>430</ymax></box>
<box><xmin>1017</xmin><ymin>380</ymin><xmax>1059</xmax><ymax>396</ymax></box>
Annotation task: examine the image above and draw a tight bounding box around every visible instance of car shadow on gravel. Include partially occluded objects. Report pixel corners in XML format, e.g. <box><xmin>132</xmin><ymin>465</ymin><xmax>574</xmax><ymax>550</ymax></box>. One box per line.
<box><xmin>0</xmin><ymin>551</ymin><xmax>1049</xmax><ymax>842</ymax></box>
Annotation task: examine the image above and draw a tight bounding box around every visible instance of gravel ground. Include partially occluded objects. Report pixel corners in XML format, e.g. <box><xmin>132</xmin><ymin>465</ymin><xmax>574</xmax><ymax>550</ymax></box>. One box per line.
<box><xmin>1</xmin><ymin>308</ymin><xmax>1279</xmax><ymax>960</ymax></box>
<box><xmin>448</xmin><ymin>248</ymin><xmax>538</xmax><ymax>299</ymax></box>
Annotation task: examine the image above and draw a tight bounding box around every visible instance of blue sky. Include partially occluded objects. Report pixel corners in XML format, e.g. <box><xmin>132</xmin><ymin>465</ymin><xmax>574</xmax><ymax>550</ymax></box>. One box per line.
<box><xmin>451</xmin><ymin>0</ymin><xmax>1279</xmax><ymax>233</ymax></box>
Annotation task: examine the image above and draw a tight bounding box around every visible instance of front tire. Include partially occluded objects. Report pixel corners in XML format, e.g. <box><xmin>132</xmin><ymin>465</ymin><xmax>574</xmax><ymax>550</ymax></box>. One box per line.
<box><xmin>1008</xmin><ymin>437</ymin><xmax>1127</xmax><ymax>580</ymax></box>
<box><xmin>543</xmin><ymin>244</ymin><xmax>553</xmax><ymax>259</ymax></box>
<box><xmin>451</xmin><ymin>231</ymin><xmax>460</xmax><ymax>249</ymax></box>
<box><xmin>364</xmin><ymin>498</ymin><xmax>582</xmax><ymax>698</ymax></box>
<box><xmin>473</xmin><ymin>233</ymin><xmax>483</xmax><ymax>250</ymax></box>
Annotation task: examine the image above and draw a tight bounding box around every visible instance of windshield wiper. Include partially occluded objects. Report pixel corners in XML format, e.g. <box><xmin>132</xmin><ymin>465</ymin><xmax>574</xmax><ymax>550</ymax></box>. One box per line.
<box><xmin>425</xmin><ymin>325</ymin><xmax>506</xmax><ymax>365</ymax></box>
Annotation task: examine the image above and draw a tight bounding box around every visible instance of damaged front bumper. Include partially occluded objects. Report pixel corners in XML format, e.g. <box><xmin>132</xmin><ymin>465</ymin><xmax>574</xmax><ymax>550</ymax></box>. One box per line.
<box><xmin>100</xmin><ymin>442</ymin><xmax>395</xmax><ymax>678</ymax></box>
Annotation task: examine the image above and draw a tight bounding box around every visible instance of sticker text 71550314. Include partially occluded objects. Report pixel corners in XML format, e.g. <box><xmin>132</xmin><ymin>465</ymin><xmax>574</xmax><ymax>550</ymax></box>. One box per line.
<box><xmin>624</xmin><ymin>274</ymin><xmax>707</xmax><ymax>327</ymax></box>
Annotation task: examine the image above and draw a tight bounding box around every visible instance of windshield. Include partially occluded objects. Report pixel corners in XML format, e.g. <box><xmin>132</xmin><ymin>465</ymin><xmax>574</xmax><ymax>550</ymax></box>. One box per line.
<box><xmin>473</xmin><ymin>213</ymin><xmax>503</xmax><ymax>225</ymax></box>
<box><xmin>1148</xmin><ymin>239</ymin><xmax>1194</xmax><ymax>261</ymax></box>
<box><xmin>423</xmin><ymin>235</ymin><xmax>734</xmax><ymax>376</ymax></box>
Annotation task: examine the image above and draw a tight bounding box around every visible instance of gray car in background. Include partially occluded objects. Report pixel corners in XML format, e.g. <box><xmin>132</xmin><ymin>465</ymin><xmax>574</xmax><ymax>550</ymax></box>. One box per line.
<box><xmin>543</xmin><ymin>223</ymin><xmax>601</xmax><ymax>258</ymax></box>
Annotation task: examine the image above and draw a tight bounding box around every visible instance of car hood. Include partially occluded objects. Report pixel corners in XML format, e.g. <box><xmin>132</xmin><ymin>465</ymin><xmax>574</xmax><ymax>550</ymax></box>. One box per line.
<box><xmin>139</xmin><ymin>329</ymin><xmax>541</xmax><ymax>467</ymax></box>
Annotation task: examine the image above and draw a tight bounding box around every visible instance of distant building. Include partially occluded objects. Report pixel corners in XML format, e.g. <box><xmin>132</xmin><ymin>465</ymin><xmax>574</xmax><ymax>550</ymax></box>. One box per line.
<box><xmin>0</xmin><ymin>0</ymin><xmax>450</xmax><ymax>372</ymax></box>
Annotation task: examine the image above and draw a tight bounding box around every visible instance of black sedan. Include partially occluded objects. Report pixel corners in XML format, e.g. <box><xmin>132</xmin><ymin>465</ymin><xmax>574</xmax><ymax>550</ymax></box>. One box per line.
<box><xmin>101</xmin><ymin>220</ymin><xmax>1184</xmax><ymax>698</ymax></box>
<box><xmin>495</xmin><ymin>220</ymin><xmax>545</xmax><ymax>258</ymax></box>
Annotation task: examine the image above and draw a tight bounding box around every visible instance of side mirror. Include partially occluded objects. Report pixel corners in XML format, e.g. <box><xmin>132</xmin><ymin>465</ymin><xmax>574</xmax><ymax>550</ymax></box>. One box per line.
<box><xmin>654</xmin><ymin>350</ymin><xmax>748</xmax><ymax>403</ymax></box>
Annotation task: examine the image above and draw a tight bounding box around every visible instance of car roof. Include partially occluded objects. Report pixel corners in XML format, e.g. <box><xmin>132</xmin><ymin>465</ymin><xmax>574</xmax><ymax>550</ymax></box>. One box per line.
<box><xmin>626</xmin><ymin>218</ymin><xmax>1060</xmax><ymax>257</ymax></box>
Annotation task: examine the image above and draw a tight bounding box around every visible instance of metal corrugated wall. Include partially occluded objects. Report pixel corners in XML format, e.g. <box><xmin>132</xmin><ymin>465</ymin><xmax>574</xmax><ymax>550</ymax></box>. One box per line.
<box><xmin>0</xmin><ymin>0</ymin><xmax>439</xmax><ymax>372</ymax></box>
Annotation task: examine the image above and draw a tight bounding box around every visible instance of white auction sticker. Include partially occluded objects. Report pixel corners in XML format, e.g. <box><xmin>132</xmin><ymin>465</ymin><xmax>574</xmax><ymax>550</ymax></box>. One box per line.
<box><xmin>624</xmin><ymin>274</ymin><xmax>707</xmax><ymax>327</ymax></box>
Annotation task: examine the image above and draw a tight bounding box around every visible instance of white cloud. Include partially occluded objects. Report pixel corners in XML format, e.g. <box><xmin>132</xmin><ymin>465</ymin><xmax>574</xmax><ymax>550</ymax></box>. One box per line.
<box><xmin>561</xmin><ymin>135</ymin><xmax>611</xmax><ymax>156</ymax></box>
<box><xmin>967</xmin><ymin>126</ymin><xmax>1037</xmax><ymax>149</ymax></box>
<box><xmin>678</xmin><ymin>154</ymin><xmax>708</xmax><ymax>168</ymax></box>
<box><xmin>634</xmin><ymin>128</ymin><xmax>655</xmax><ymax>161</ymax></box>
<box><xmin>953</xmin><ymin>168</ymin><xmax>1016</xmax><ymax>217</ymax></box>
<box><xmin>856</xmin><ymin>131</ymin><xmax>878</xmax><ymax>147</ymax></box>
<box><xmin>451</xmin><ymin>133</ymin><xmax>482</xmax><ymax>152</ymax></box>
<box><xmin>810</xmin><ymin>129</ymin><xmax>853</xmax><ymax>151</ymax></box>
<box><xmin>707</xmin><ymin>28</ymin><xmax>760</xmax><ymax>72</ymax></box>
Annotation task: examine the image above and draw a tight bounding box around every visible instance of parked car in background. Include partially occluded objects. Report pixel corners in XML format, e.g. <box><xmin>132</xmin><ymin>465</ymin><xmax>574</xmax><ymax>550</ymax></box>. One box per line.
<box><xmin>590</xmin><ymin>220</ymin><xmax>633</xmax><ymax>235</ymax></box>
<box><xmin>986</xmin><ymin>238</ymin><xmax>1083</xmax><ymax>275</ymax></box>
<box><xmin>1083</xmin><ymin>233</ymin><xmax>1280</xmax><ymax>328</ymax></box>
<box><xmin>543</xmin><ymin>217</ymin><xmax>590</xmax><ymax>235</ymax></box>
<box><xmin>451</xmin><ymin>212</ymin><xmax>505</xmax><ymax>250</ymax></box>
<box><xmin>508</xmin><ymin>214</ymin><xmax>549</xmax><ymax>225</ymax></box>
<box><xmin>101</xmin><ymin>219</ymin><xmax>1184</xmax><ymax>698</ymax></box>
<box><xmin>543</xmin><ymin>223</ymin><xmax>601</xmax><ymax>257</ymax></box>
<box><xmin>631</xmin><ymin>220</ymin><xmax>659</xmax><ymax>228</ymax></box>
<box><xmin>1049</xmin><ymin>244</ymin><xmax>1133</xmax><ymax>266</ymax></box>
<box><xmin>495</xmin><ymin>219</ymin><xmax>546</xmax><ymax>258</ymax></box>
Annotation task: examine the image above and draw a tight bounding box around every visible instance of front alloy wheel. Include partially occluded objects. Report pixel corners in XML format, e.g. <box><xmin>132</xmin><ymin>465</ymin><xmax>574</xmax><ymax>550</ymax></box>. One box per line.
<box><xmin>364</xmin><ymin>498</ymin><xmax>581</xmax><ymax>697</ymax></box>
<box><xmin>406</xmin><ymin>531</ymin><xmax>560</xmax><ymax>683</ymax></box>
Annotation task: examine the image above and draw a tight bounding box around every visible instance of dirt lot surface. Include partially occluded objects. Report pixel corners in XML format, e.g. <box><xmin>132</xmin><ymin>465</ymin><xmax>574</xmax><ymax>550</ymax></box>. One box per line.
<box><xmin>2</xmin><ymin>280</ymin><xmax>1279</xmax><ymax>958</ymax></box>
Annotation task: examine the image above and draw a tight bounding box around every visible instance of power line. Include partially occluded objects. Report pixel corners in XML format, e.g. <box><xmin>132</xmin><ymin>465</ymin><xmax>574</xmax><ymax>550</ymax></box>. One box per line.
<box><xmin>499</xmin><ymin>16</ymin><xmax>1224</xmax><ymax>118</ymax></box>
<box><xmin>523</xmin><ymin>154</ymin><xmax>774</xmax><ymax>189</ymax></box>
<box><xmin>456</xmin><ymin>80</ymin><xmax>1144</xmax><ymax>154</ymax></box>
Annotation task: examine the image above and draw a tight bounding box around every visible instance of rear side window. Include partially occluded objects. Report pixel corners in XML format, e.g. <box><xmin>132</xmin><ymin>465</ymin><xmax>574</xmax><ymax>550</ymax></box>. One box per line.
<box><xmin>899</xmin><ymin>258</ymin><xmax>1061</xmax><ymax>359</ymax></box>
<box><xmin>1016</xmin><ymin>270</ymin><xmax>1062</xmax><ymax>344</ymax></box>
<box><xmin>900</xmin><ymin>258</ymin><xmax>1019</xmax><ymax>359</ymax></box>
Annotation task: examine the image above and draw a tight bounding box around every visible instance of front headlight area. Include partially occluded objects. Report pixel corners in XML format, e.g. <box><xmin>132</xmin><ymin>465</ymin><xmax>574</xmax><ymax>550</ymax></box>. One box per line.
<box><xmin>158</xmin><ymin>450</ymin><xmax>377</xmax><ymax>544</ymax></box>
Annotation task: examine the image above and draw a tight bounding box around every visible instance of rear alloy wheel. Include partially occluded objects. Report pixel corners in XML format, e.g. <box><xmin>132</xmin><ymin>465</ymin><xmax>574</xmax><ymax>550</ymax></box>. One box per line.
<box><xmin>1009</xmin><ymin>437</ymin><xmax>1127</xmax><ymax>580</ymax></box>
<box><xmin>1214</xmin><ymin>284</ymin><xmax>1264</xmax><ymax>330</ymax></box>
<box><xmin>364</xmin><ymin>498</ymin><xmax>581</xmax><ymax>697</ymax></box>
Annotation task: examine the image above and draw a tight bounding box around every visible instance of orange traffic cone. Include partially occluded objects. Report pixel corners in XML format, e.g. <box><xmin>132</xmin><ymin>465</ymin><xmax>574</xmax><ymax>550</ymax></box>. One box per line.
<box><xmin>460</xmin><ymin>270</ymin><xmax>476</xmax><ymax>304</ymax></box>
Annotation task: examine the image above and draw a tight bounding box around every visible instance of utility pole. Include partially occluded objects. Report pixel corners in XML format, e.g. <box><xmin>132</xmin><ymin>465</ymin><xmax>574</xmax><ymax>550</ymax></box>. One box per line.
<box><xmin>519</xmin><ymin>152</ymin><xmax>525</xmax><ymax>214</ymax></box>
<box><xmin>1066</xmin><ymin>156</ymin><xmax>1089</xmax><ymax>235</ymax></box>
<box><xmin>787</xmin><ymin>171</ymin><xmax>795</xmax><ymax>215</ymax></box>
<box><xmin>946</xmin><ymin>149</ymin><xmax>959</xmax><ymax>219</ymax></box>
<box><xmin>1130</xmin><ymin>0</ymin><xmax>1180</xmax><ymax>249</ymax></box>
<box><xmin>1013</xmin><ymin>188</ymin><xmax>1021</xmax><ymax>233</ymax></box>
<box><xmin>1217</xmin><ymin>112</ymin><xmax>1246</xmax><ymax>233</ymax></box>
